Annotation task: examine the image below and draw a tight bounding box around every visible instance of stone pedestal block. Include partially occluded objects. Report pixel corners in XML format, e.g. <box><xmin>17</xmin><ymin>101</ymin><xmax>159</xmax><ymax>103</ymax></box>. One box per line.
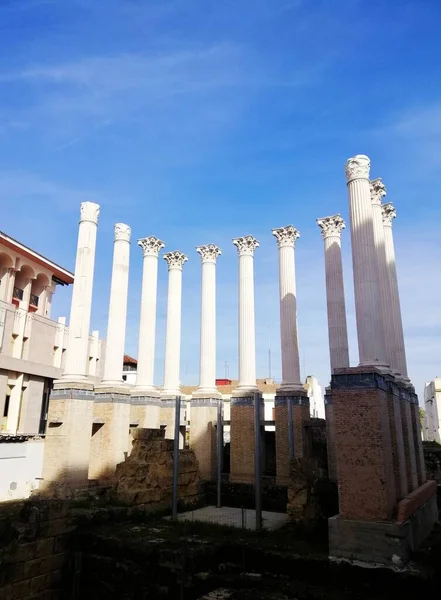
<box><xmin>41</xmin><ymin>384</ymin><xmax>95</xmax><ymax>494</ymax></box>
<box><xmin>274</xmin><ymin>392</ymin><xmax>310</xmax><ymax>486</ymax></box>
<box><xmin>189</xmin><ymin>398</ymin><xmax>219</xmax><ymax>482</ymax></box>
<box><xmin>332</xmin><ymin>368</ymin><xmax>396</xmax><ymax>521</ymax></box>
<box><xmin>160</xmin><ymin>398</ymin><xmax>186</xmax><ymax>449</ymax></box>
<box><xmin>329</xmin><ymin>481</ymin><xmax>437</xmax><ymax>566</ymax></box>
<box><xmin>130</xmin><ymin>396</ymin><xmax>162</xmax><ymax>431</ymax></box>
<box><xmin>230</xmin><ymin>394</ymin><xmax>264</xmax><ymax>484</ymax></box>
<box><xmin>88</xmin><ymin>388</ymin><xmax>131</xmax><ymax>482</ymax></box>
<box><xmin>400</xmin><ymin>386</ymin><xmax>419</xmax><ymax>493</ymax></box>
<box><xmin>324</xmin><ymin>390</ymin><xmax>337</xmax><ymax>482</ymax></box>
<box><xmin>386</xmin><ymin>380</ymin><xmax>408</xmax><ymax>500</ymax></box>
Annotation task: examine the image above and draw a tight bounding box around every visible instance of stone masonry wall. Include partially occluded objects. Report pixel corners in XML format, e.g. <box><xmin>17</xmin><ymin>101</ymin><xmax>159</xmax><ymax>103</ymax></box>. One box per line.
<box><xmin>113</xmin><ymin>428</ymin><xmax>202</xmax><ymax>509</ymax></box>
<box><xmin>0</xmin><ymin>499</ymin><xmax>72</xmax><ymax>600</ymax></box>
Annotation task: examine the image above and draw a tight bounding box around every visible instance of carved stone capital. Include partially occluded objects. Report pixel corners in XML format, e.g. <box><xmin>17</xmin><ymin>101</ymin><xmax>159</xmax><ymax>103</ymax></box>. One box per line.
<box><xmin>316</xmin><ymin>214</ymin><xmax>345</xmax><ymax>239</ymax></box>
<box><xmin>137</xmin><ymin>236</ymin><xmax>165</xmax><ymax>258</ymax></box>
<box><xmin>196</xmin><ymin>244</ymin><xmax>222</xmax><ymax>264</ymax></box>
<box><xmin>382</xmin><ymin>202</ymin><xmax>396</xmax><ymax>227</ymax></box>
<box><xmin>370</xmin><ymin>178</ymin><xmax>387</xmax><ymax>206</ymax></box>
<box><xmin>272</xmin><ymin>225</ymin><xmax>300</xmax><ymax>248</ymax></box>
<box><xmin>345</xmin><ymin>154</ymin><xmax>370</xmax><ymax>182</ymax></box>
<box><xmin>232</xmin><ymin>235</ymin><xmax>259</xmax><ymax>256</ymax></box>
<box><xmin>80</xmin><ymin>202</ymin><xmax>100</xmax><ymax>224</ymax></box>
<box><xmin>114</xmin><ymin>223</ymin><xmax>131</xmax><ymax>242</ymax></box>
<box><xmin>163</xmin><ymin>250</ymin><xmax>188</xmax><ymax>270</ymax></box>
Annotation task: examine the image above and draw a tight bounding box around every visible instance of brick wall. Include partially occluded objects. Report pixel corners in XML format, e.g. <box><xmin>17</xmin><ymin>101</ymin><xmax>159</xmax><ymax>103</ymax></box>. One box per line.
<box><xmin>0</xmin><ymin>499</ymin><xmax>73</xmax><ymax>600</ymax></box>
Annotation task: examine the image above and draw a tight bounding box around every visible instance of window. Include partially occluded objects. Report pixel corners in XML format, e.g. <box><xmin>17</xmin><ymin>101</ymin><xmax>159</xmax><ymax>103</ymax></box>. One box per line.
<box><xmin>12</xmin><ymin>287</ymin><xmax>24</xmax><ymax>301</ymax></box>
<box><xmin>3</xmin><ymin>395</ymin><xmax>10</xmax><ymax>417</ymax></box>
<box><xmin>122</xmin><ymin>375</ymin><xmax>127</xmax><ymax>381</ymax></box>
<box><xmin>29</xmin><ymin>293</ymin><xmax>39</xmax><ymax>307</ymax></box>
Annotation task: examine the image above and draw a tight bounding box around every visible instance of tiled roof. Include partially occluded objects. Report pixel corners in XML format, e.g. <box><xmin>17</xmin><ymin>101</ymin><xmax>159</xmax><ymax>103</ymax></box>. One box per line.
<box><xmin>123</xmin><ymin>355</ymin><xmax>138</xmax><ymax>365</ymax></box>
<box><xmin>181</xmin><ymin>378</ymin><xmax>281</xmax><ymax>396</ymax></box>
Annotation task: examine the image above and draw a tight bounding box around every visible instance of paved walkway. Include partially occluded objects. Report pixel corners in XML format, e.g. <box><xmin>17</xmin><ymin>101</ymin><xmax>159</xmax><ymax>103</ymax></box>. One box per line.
<box><xmin>169</xmin><ymin>505</ymin><xmax>290</xmax><ymax>531</ymax></box>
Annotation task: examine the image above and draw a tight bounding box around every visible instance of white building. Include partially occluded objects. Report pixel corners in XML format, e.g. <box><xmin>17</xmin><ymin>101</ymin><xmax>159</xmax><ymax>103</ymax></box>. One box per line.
<box><xmin>0</xmin><ymin>230</ymin><xmax>104</xmax><ymax>500</ymax></box>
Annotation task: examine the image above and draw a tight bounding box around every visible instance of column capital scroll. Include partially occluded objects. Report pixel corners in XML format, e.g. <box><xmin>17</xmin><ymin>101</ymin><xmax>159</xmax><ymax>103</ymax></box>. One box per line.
<box><xmin>232</xmin><ymin>235</ymin><xmax>259</xmax><ymax>256</ymax></box>
<box><xmin>114</xmin><ymin>223</ymin><xmax>131</xmax><ymax>242</ymax></box>
<box><xmin>345</xmin><ymin>154</ymin><xmax>371</xmax><ymax>182</ymax></box>
<box><xmin>370</xmin><ymin>178</ymin><xmax>387</xmax><ymax>206</ymax></box>
<box><xmin>138</xmin><ymin>236</ymin><xmax>165</xmax><ymax>257</ymax></box>
<box><xmin>272</xmin><ymin>225</ymin><xmax>300</xmax><ymax>248</ymax></box>
<box><xmin>316</xmin><ymin>214</ymin><xmax>345</xmax><ymax>239</ymax></box>
<box><xmin>382</xmin><ymin>202</ymin><xmax>396</xmax><ymax>227</ymax></box>
<box><xmin>80</xmin><ymin>201</ymin><xmax>100</xmax><ymax>225</ymax></box>
<box><xmin>163</xmin><ymin>251</ymin><xmax>188</xmax><ymax>270</ymax></box>
<box><xmin>196</xmin><ymin>244</ymin><xmax>222</xmax><ymax>263</ymax></box>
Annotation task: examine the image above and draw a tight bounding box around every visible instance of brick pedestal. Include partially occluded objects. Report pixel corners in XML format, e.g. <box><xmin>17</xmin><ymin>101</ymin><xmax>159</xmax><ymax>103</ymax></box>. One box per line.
<box><xmin>41</xmin><ymin>383</ymin><xmax>95</xmax><ymax>493</ymax></box>
<box><xmin>189</xmin><ymin>398</ymin><xmax>219</xmax><ymax>482</ymax></box>
<box><xmin>324</xmin><ymin>389</ymin><xmax>337</xmax><ymax>482</ymax></box>
<box><xmin>230</xmin><ymin>394</ymin><xmax>264</xmax><ymax>484</ymax></box>
<box><xmin>329</xmin><ymin>367</ymin><xmax>436</xmax><ymax>566</ymax></box>
<box><xmin>89</xmin><ymin>387</ymin><xmax>131</xmax><ymax>482</ymax></box>
<box><xmin>409</xmin><ymin>391</ymin><xmax>426</xmax><ymax>486</ymax></box>
<box><xmin>130</xmin><ymin>396</ymin><xmax>162</xmax><ymax>430</ymax></box>
<box><xmin>274</xmin><ymin>392</ymin><xmax>309</xmax><ymax>486</ymax></box>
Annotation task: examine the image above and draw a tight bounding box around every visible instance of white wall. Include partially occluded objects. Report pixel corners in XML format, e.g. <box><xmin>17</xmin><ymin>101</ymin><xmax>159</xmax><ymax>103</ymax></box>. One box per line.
<box><xmin>0</xmin><ymin>439</ymin><xmax>44</xmax><ymax>501</ymax></box>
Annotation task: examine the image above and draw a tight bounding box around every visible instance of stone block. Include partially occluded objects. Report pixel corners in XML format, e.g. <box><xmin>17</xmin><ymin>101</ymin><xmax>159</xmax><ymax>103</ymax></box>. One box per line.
<box><xmin>35</xmin><ymin>538</ymin><xmax>54</xmax><ymax>559</ymax></box>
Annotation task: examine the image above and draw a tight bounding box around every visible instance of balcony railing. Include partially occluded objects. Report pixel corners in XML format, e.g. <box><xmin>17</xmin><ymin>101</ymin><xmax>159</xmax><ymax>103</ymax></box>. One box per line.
<box><xmin>12</xmin><ymin>287</ymin><xmax>24</xmax><ymax>301</ymax></box>
<box><xmin>30</xmin><ymin>293</ymin><xmax>39</xmax><ymax>307</ymax></box>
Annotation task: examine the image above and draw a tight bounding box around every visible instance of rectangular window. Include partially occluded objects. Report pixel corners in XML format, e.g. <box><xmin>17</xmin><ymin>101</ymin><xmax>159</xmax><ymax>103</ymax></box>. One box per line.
<box><xmin>12</xmin><ymin>287</ymin><xmax>24</xmax><ymax>301</ymax></box>
<box><xmin>3</xmin><ymin>395</ymin><xmax>10</xmax><ymax>417</ymax></box>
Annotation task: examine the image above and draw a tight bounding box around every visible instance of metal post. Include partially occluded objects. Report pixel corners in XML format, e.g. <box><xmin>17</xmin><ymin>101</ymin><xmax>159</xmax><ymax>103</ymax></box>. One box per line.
<box><xmin>287</xmin><ymin>397</ymin><xmax>295</xmax><ymax>461</ymax></box>
<box><xmin>216</xmin><ymin>399</ymin><xmax>222</xmax><ymax>508</ymax></box>
<box><xmin>171</xmin><ymin>395</ymin><xmax>181</xmax><ymax>521</ymax></box>
<box><xmin>254</xmin><ymin>391</ymin><xmax>262</xmax><ymax>531</ymax></box>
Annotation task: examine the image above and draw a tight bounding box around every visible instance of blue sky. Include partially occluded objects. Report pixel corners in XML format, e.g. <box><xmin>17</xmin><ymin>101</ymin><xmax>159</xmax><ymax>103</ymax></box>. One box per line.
<box><xmin>1</xmin><ymin>0</ymin><xmax>440</xmax><ymax>398</ymax></box>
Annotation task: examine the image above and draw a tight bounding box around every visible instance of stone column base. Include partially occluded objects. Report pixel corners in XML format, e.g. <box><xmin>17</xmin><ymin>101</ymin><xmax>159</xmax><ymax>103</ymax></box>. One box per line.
<box><xmin>160</xmin><ymin>397</ymin><xmax>186</xmax><ymax>449</ymax></box>
<box><xmin>89</xmin><ymin>387</ymin><xmax>131</xmax><ymax>483</ymax></box>
<box><xmin>274</xmin><ymin>391</ymin><xmax>310</xmax><ymax>486</ymax></box>
<box><xmin>230</xmin><ymin>392</ymin><xmax>263</xmax><ymax>484</ymax></box>
<box><xmin>329</xmin><ymin>480</ymin><xmax>437</xmax><ymax>567</ymax></box>
<box><xmin>189</xmin><ymin>398</ymin><xmax>220</xmax><ymax>482</ymax></box>
<box><xmin>130</xmin><ymin>395</ymin><xmax>162</xmax><ymax>430</ymax></box>
<box><xmin>41</xmin><ymin>384</ymin><xmax>95</xmax><ymax>495</ymax></box>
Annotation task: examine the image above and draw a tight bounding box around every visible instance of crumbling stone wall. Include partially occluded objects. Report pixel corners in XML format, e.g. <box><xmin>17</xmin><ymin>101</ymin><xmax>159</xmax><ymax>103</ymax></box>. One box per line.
<box><xmin>0</xmin><ymin>499</ymin><xmax>72</xmax><ymax>600</ymax></box>
<box><xmin>113</xmin><ymin>428</ymin><xmax>202</xmax><ymax>509</ymax></box>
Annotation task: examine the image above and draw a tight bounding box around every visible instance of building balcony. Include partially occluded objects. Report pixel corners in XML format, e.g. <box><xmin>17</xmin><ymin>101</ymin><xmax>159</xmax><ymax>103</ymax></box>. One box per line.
<box><xmin>12</xmin><ymin>287</ymin><xmax>24</xmax><ymax>301</ymax></box>
<box><xmin>29</xmin><ymin>294</ymin><xmax>39</xmax><ymax>308</ymax></box>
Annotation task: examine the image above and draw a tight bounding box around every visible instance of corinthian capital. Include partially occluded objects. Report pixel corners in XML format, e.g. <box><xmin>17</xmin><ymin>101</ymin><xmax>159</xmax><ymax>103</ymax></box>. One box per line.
<box><xmin>80</xmin><ymin>201</ymin><xmax>100</xmax><ymax>224</ymax></box>
<box><xmin>232</xmin><ymin>235</ymin><xmax>259</xmax><ymax>256</ymax></box>
<box><xmin>114</xmin><ymin>223</ymin><xmax>131</xmax><ymax>242</ymax></box>
<box><xmin>382</xmin><ymin>202</ymin><xmax>396</xmax><ymax>227</ymax></box>
<box><xmin>196</xmin><ymin>244</ymin><xmax>222</xmax><ymax>263</ymax></box>
<box><xmin>316</xmin><ymin>214</ymin><xmax>345</xmax><ymax>239</ymax></box>
<box><xmin>138</xmin><ymin>236</ymin><xmax>165</xmax><ymax>257</ymax></box>
<box><xmin>345</xmin><ymin>154</ymin><xmax>370</xmax><ymax>182</ymax></box>
<box><xmin>163</xmin><ymin>250</ymin><xmax>188</xmax><ymax>270</ymax></box>
<box><xmin>370</xmin><ymin>178</ymin><xmax>387</xmax><ymax>206</ymax></box>
<box><xmin>272</xmin><ymin>225</ymin><xmax>300</xmax><ymax>248</ymax></box>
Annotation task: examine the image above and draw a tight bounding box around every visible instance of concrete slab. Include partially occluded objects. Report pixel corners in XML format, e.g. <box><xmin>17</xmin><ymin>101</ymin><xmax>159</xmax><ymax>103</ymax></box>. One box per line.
<box><xmin>167</xmin><ymin>505</ymin><xmax>290</xmax><ymax>531</ymax></box>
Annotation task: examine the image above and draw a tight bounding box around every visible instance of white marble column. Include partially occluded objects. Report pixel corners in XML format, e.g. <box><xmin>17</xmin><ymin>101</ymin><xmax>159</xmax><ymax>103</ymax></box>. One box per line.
<box><xmin>370</xmin><ymin>178</ymin><xmax>393</xmax><ymax>370</ymax></box>
<box><xmin>101</xmin><ymin>223</ymin><xmax>131</xmax><ymax>386</ymax></box>
<box><xmin>232</xmin><ymin>236</ymin><xmax>259</xmax><ymax>392</ymax></box>
<box><xmin>134</xmin><ymin>236</ymin><xmax>165</xmax><ymax>393</ymax></box>
<box><xmin>345</xmin><ymin>155</ymin><xmax>385</xmax><ymax>366</ymax></box>
<box><xmin>382</xmin><ymin>203</ymin><xmax>408</xmax><ymax>378</ymax></box>
<box><xmin>316</xmin><ymin>215</ymin><xmax>350</xmax><ymax>372</ymax></box>
<box><xmin>272</xmin><ymin>226</ymin><xmax>302</xmax><ymax>390</ymax></box>
<box><xmin>62</xmin><ymin>202</ymin><xmax>100</xmax><ymax>381</ymax></box>
<box><xmin>195</xmin><ymin>244</ymin><xmax>222</xmax><ymax>397</ymax></box>
<box><xmin>162</xmin><ymin>251</ymin><xmax>188</xmax><ymax>396</ymax></box>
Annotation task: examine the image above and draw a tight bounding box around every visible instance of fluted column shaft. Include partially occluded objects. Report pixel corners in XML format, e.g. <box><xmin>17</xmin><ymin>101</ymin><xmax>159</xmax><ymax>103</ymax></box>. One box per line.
<box><xmin>63</xmin><ymin>202</ymin><xmax>100</xmax><ymax>381</ymax></box>
<box><xmin>196</xmin><ymin>245</ymin><xmax>221</xmax><ymax>395</ymax></box>
<box><xmin>345</xmin><ymin>155</ymin><xmax>385</xmax><ymax>366</ymax></box>
<box><xmin>102</xmin><ymin>224</ymin><xmax>131</xmax><ymax>385</ymax></box>
<box><xmin>135</xmin><ymin>237</ymin><xmax>165</xmax><ymax>392</ymax></box>
<box><xmin>272</xmin><ymin>226</ymin><xmax>301</xmax><ymax>388</ymax></box>
<box><xmin>233</xmin><ymin>236</ymin><xmax>259</xmax><ymax>391</ymax></box>
<box><xmin>162</xmin><ymin>251</ymin><xmax>188</xmax><ymax>396</ymax></box>
<box><xmin>383</xmin><ymin>204</ymin><xmax>408</xmax><ymax>378</ymax></box>
<box><xmin>317</xmin><ymin>215</ymin><xmax>349</xmax><ymax>372</ymax></box>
